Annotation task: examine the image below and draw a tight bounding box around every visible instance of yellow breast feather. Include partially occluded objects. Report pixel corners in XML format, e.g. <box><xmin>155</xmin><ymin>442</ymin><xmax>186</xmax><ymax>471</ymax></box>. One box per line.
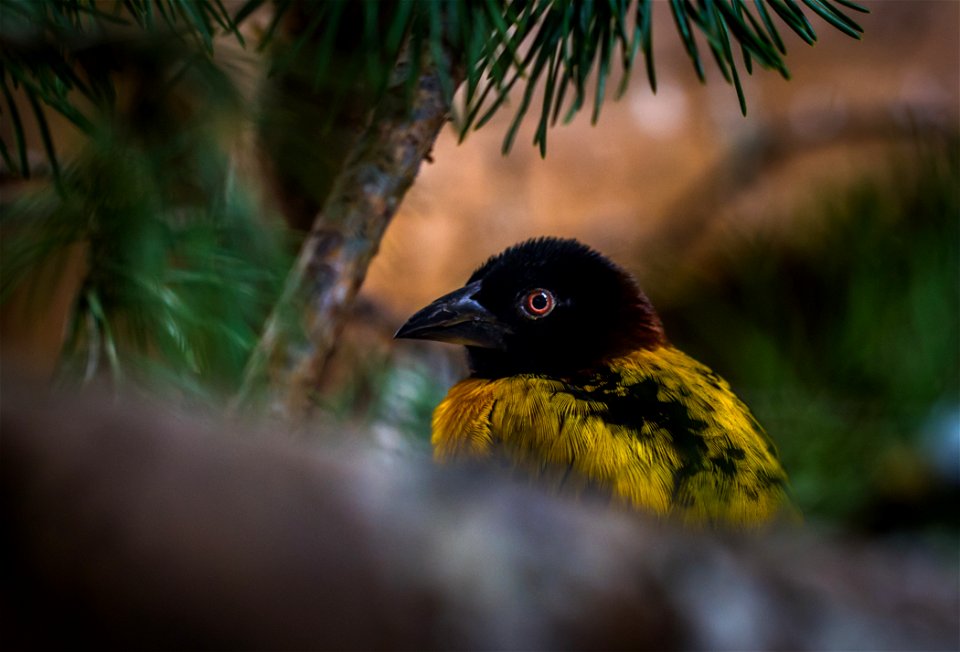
<box><xmin>432</xmin><ymin>346</ymin><xmax>788</xmax><ymax>526</ymax></box>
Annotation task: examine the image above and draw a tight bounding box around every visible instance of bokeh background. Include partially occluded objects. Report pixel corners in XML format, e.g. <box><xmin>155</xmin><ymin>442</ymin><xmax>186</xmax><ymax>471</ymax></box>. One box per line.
<box><xmin>2</xmin><ymin>1</ymin><xmax>958</xmax><ymax>543</ymax></box>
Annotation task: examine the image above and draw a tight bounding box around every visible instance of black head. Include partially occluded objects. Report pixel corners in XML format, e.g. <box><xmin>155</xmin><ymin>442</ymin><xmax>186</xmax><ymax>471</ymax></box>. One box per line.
<box><xmin>395</xmin><ymin>237</ymin><xmax>665</xmax><ymax>378</ymax></box>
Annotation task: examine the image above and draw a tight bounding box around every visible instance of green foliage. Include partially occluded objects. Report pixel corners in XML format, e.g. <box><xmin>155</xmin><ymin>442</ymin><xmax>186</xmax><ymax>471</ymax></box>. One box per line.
<box><xmin>0</xmin><ymin>0</ymin><xmax>242</xmax><ymax>181</ymax></box>
<box><xmin>1</xmin><ymin>39</ymin><xmax>291</xmax><ymax>399</ymax></box>
<box><xmin>1</xmin><ymin>0</ymin><xmax>868</xmax><ymax>181</ymax></box>
<box><xmin>658</xmin><ymin>139</ymin><xmax>959</xmax><ymax>533</ymax></box>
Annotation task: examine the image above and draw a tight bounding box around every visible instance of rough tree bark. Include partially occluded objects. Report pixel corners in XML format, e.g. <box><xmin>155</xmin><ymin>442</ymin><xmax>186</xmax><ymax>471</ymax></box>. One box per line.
<box><xmin>234</xmin><ymin>54</ymin><xmax>460</xmax><ymax>423</ymax></box>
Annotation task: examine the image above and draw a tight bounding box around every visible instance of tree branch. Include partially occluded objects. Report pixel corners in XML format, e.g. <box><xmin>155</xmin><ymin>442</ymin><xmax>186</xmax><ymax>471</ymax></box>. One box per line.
<box><xmin>234</xmin><ymin>55</ymin><xmax>457</xmax><ymax>422</ymax></box>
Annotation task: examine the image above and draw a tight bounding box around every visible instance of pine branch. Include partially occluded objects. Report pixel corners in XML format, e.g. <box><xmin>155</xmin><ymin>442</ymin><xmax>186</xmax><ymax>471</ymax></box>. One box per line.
<box><xmin>449</xmin><ymin>0</ymin><xmax>868</xmax><ymax>154</ymax></box>
<box><xmin>1</xmin><ymin>0</ymin><xmax>868</xmax><ymax>182</ymax></box>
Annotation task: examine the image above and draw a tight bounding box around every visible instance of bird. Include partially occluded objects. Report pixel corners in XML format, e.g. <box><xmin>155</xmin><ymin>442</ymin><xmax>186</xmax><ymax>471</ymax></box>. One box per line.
<box><xmin>395</xmin><ymin>237</ymin><xmax>790</xmax><ymax>526</ymax></box>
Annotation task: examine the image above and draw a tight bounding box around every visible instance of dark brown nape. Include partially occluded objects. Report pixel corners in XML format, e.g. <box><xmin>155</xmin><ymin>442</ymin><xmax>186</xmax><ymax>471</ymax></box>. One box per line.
<box><xmin>626</xmin><ymin>290</ymin><xmax>667</xmax><ymax>353</ymax></box>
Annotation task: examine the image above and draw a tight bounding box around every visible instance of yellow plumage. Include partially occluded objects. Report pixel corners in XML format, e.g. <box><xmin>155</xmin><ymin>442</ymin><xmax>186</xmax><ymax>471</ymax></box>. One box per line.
<box><xmin>432</xmin><ymin>346</ymin><xmax>788</xmax><ymax>526</ymax></box>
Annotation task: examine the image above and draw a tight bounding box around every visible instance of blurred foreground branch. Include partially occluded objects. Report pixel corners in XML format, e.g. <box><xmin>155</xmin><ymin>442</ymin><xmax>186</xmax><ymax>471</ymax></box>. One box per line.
<box><xmin>2</xmin><ymin>382</ymin><xmax>957</xmax><ymax>650</ymax></box>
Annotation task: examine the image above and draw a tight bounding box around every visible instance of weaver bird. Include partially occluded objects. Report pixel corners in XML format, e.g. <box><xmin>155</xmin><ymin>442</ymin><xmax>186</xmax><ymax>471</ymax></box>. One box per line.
<box><xmin>396</xmin><ymin>237</ymin><xmax>789</xmax><ymax>525</ymax></box>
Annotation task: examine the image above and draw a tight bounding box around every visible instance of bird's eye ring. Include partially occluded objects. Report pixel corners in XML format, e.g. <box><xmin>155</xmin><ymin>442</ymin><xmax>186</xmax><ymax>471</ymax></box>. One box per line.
<box><xmin>519</xmin><ymin>288</ymin><xmax>555</xmax><ymax>319</ymax></box>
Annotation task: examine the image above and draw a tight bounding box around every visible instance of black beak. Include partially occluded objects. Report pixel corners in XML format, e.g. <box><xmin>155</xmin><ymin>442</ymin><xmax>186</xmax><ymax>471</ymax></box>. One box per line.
<box><xmin>394</xmin><ymin>281</ymin><xmax>510</xmax><ymax>349</ymax></box>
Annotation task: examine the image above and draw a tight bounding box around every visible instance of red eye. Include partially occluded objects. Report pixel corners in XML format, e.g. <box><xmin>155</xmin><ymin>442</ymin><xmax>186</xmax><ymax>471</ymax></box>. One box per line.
<box><xmin>520</xmin><ymin>288</ymin><xmax>555</xmax><ymax>318</ymax></box>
